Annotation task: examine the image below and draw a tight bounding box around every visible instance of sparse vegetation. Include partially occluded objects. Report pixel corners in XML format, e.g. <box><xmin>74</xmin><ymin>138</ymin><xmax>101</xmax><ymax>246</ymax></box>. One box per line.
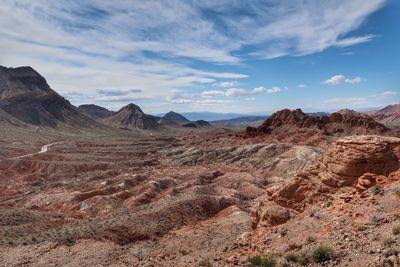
<box><xmin>357</xmin><ymin>225</ymin><xmax>368</xmax><ymax>231</ymax></box>
<box><xmin>248</xmin><ymin>255</ymin><xmax>262</xmax><ymax>265</ymax></box>
<box><xmin>394</xmin><ymin>188</ymin><xmax>400</xmax><ymax>198</ymax></box>
<box><xmin>179</xmin><ymin>249</ymin><xmax>189</xmax><ymax>255</ymax></box>
<box><xmin>285</xmin><ymin>253</ymin><xmax>299</xmax><ymax>263</ymax></box>
<box><xmin>372</xmin><ymin>184</ymin><xmax>384</xmax><ymax>195</ymax></box>
<box><xmin>306</xmin><ymin>236</ymin><xmax>316</xmax><ymax>244</ymax></box>
<box><xmin>247</xmin><ymin>254</ymin><xmax>276</xmax><ymax>267</ymax></box>
<box><xmin>384</xmin><ymin>248</ymin><xmax>399</xmax><ymax>258</ymax></box>
<box><xmin>312</xmin><ymin>244</ymin><xmax>335</xmax><ymax>263</ymax></box>
<box><xmin>383</xmin><ymin>238</ymin><xmax>396</xmax><ymax>247</ymax></box>
<box><xmin>198</xmin><ymin>258</ymin><xmax>210</xmax><ymax>266</ymax></box>
<box><xmin>393</xmin><ymin>225</ymin><xmax>400</xmax><ymax>235</ymax></box>
<box><xmin>298</xmin><ymin>254</ymin><xmax>311</xmax><ymax>266</ymax></box>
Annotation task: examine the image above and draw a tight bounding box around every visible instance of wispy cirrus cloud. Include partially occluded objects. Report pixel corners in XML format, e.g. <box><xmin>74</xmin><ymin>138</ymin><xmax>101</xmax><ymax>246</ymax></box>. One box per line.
<box><xmin>212</xmin><ymin>81</ymin><xmax>239</xmax><ymax>88</ymax></box>
<box><xmin>202</xmin><ymin>86</ymin><xmax>282</xmax><ymax>97</ymax></box>
<box><xmin>97</xmin><ymin>89</ymin><xmax>142</xmax><ymax>96</ymax></box>
<box><xmin>0</xmin><ymin>0</ymin><xmax>386</xmax><ymax>112</ymax></box>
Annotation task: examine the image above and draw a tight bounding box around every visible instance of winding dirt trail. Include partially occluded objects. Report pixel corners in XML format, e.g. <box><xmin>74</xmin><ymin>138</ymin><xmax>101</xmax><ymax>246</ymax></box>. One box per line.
<box><xmin>2</xmin><ymin>142</ymin><xmax>61</xmax><ymax>161</ymax></box>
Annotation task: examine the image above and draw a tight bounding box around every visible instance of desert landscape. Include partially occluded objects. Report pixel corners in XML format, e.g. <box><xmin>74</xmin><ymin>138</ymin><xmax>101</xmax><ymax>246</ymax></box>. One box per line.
<box><xmin>0</xmin><ymin>65</ymin><xmax>399</xmax><ymax>267</ymax></box>
<box><xmin>1</xmin><ymin>1</ymin><xmax>400</xmax><ymax>266</ymax></box>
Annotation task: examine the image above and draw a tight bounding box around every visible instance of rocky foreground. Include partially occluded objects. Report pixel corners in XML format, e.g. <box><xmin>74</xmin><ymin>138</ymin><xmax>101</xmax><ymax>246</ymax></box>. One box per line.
<box><xmin>0</xmin><ymin>133</ymin><xmax>399</xmax><ymax>267</ymax></box>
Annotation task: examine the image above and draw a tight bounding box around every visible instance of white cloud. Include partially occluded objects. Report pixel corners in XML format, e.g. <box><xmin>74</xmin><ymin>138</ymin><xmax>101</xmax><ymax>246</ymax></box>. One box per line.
<box><xmin>382</xmin><ymin>91</ymin><xmax>398</xmax><ymax>96</ymax></box>
<box><xmin>322</xmin><ymin>75</ymin><xmax>365</xmax><ymax>86</ymax></box>
<box><xmin>201</xmin><ymin>86</ymin><xmax>282</xmax><ymax>97</ymax></box>
<box><xmin>0</xmin><ymin>0</ymin><xmax>385</xmax><ymax>111</ymax></box>
<box><xmin>298</xmin><ymin>84</ymin><xmax>307</xmax><ymax>88</ymax></box>
<box><xmin>323</xmin><ymin>97</ymin><xmax>366</xmax><ymax>105</ymax></box>
<box><xmin>201</xmin><ymin>90</ymin><xmax>226</xmax><ymax>96</ymax></box>
<box><xmin>345</xmin><ymin>76</ymin><xmax>364</xmax><ymax>84</ymax></box>
<box><xmin>225</xmin><ymin>88</ymin><xmax>247</xmax><ymax>96</ymax></box>
<box><xmin>212</xmin><ymin>81</ymin><xmax>239</xmax><ymax>88</ymax></box>
<box><xmin>252</xmin><ymin>86</ymin><xmax>282</xmax><ymax>94</ymax></box>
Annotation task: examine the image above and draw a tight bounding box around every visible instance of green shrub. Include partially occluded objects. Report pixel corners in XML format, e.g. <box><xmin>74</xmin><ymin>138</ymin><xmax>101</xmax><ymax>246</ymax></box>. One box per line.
<box><xmin>394</xmin><ymin>188</ymin><xmax>400</xmax><ymax>198</ymax></box>
<box><xmin>247</xmin><ymin>254</ymin><xmax>276</xmax><ymax>267</ymax></box>
<box><xmin>312</xmin><ymin>245</ymin><xmax>335</xmax><ymax>263</ymax></box>
<box><xmin>248</xmin><ymin>255</ymin><xmax>262</xmax><ymax>265</ymax></box>
<box><xmin>393</xmin><ymin>225</ymin><xmax>400</xmax><ymax>235</ymax></box>
<box><xmin>198</xmin><ymin>258</ymin><xmax>210</xmax><ymax>266</ymax></box>
<box><xmin>383</xmin><ymin>238</ymin><xmax>396</xmax><ymax>247</ymax></box>
<box><xmin>285</xmin><ymin>253</ymin><xmax>299</xmax><ymax>263</ymax></box>
<box><xmin>260</xmin><ymin>254</ymin><xmax>276</xmax><ymax>267</ymax></box>
<box><xmin>384</xmin><ymin>248</ymin><xmax>399</xmax><ymax>257</ymax></box>
<box><xmin>306</xmin><ymin>236</ymin><xmax>316</xmax><ymax>244</ymax></box>
<box><xmin>372</xmin><ymin>184</ymin><xmax>383</xmax><ymax>195</ymax></box>
<box><xmin>179</xmin><ymin>249</ymin><xmax>189</xmax><ymax>255</ymax></box>
<box><xmin>298</xmin><ymin>254</ymin><xmax>311</xmax><ymax>266</ymax></box>
<box><xmin>357</xmin><ymin>225</ymin><xmax>368</xmax><ymax>231</ymax></box>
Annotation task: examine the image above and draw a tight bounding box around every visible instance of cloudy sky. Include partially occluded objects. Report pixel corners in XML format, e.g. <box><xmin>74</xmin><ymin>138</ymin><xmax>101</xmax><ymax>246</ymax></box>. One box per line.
<box><xmin>0</xmin><ymin>0</ymin><xmax>399</xmax><ymax>114</ymax></box>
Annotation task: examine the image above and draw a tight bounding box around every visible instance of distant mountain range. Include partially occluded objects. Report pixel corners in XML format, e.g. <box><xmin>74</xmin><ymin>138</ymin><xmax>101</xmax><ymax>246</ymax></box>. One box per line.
<box><xmin>1</xmin><ymin>65</ymin><xmax>398</xmax><ymax>132</ymax></box>
<box><xmin>176</xmin><ymin>112</ymin><xmax>257</xmax><ymax>121</ymax></box>
<box><xmin>79</xmin><ymin>103</ymin><xmax>211</xmax><ymax>130</ymax></box>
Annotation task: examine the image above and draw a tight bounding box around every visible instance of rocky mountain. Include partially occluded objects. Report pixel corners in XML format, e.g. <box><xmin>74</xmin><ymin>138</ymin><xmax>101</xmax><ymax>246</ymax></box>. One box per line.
<box><xmin>0</xmin><ymin>65</ymin><xmax>98</xmax><ymax>128</ymax></box>
<box><xmin>244</xmin><ymin>108</ymin><xmax>389</xmax><ymax>147</ymax></box>
<box><xmin>182</xmin><ymin>120</ymin><xmax>211</xmax><ymax>128</ymax></box>
<box><xmin>102</xmin><ymin>103</ymin><xmax>159</xmax><ymax>130</ymax></box>
<box><xmin>158</xmin><ymin>111</ymin><xmax>190</xmax><ymax>126</ymax></box>
<box><xmin>78</xmin><ymin>104</ymin><xmax>114</xmax><ymax>120</ymax></box>
<box><xmin>211</xmin><ymin>115</ymin><xmax>268</xmax><ymax>127</ymax></box>
<box><xmin>369</xmin><ymin>104</ymin><xmax>400</xmax><ymax>128</ymax></box>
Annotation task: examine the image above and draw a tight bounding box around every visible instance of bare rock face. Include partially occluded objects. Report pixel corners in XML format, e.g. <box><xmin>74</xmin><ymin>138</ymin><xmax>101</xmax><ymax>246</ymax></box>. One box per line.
<box><xmin>271</xmin><ymin>135</ymin><xmax>400</xmax><ymax>211</ymax></box>
<box><xmin>370</xmin><ymin>104</ymin><xmax>400</xmax><ymax>128</ymax></box>
<box><xmin>251</xmin><ymin>201</ymin><xmax>290</xmax><ymax>229</ymax></box>
<box><xmin>0</xmin><ymin>65</ymin><xmax>100</xmax><ymax>128</ymax></box>
<box><xmin>318</xmin><ymin>135</ymin><xmax>400</xmax><ymax>187</ymax></box>
<box><xmin>102</xmin><ymin>103</ymin><xmax>159</xmax><ymax>130</ymax></box>
<box><xmin>244</xmin><ymin>109</ymin><xmax>389</xmax><ymax>147</ymax></box>
<box><xmin>355</xmin><ymin>173</ymin><xmax>387</xmax><ymax>192</ymax></box>
<box><xmin>78</xmin><ymin>104</ymin><xmax>114</xmax><ymax>120</ymax></box>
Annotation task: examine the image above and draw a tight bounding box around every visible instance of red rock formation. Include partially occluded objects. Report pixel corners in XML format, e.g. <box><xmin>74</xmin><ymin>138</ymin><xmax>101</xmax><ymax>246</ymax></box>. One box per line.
<box><xmin>243</xmin><ymin>109</ymin><xmax>388</xmax><ymax>146</ymax></box>
<box><xmin>271</xmin><ymin>135</ymin><xmax>400</xmax><ymax>211</ymax></box>
<box><xmin>369</xmin><ymin>104</ymin><xmax>400</xmax><ymax>128</ymax></box>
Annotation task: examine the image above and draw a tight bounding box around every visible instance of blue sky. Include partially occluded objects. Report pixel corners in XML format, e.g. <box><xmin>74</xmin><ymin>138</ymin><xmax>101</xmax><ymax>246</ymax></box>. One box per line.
<box><xmin>0</xmin><ymin>0</ymin><xmax>399</xmax><ymax>114</ymax></box>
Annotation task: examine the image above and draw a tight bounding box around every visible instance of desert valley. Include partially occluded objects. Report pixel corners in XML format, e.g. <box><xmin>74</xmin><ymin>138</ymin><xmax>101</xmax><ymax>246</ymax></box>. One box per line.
<box><xmin>1</xmin><ymin>1</ymin><xmax>400</xmax><ymax>266</ymax></box>
<box><xmin>0</xmin><ymin>65</ymin><xmax>399</xmax><ymax>267</ymax></box>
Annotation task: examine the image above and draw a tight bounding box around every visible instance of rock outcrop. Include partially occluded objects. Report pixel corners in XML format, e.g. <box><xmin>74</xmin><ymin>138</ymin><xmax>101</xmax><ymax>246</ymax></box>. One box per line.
<box><xmin>244</xmin><ymin>109</ymin><xmax>389</xmax><ymax>146</ymax></box>
<box><xmin>102</xmin><ymin>103</ymin><xmax>159</xmax><ymax>130</ymax></box>
<box><xmin>78</xmin><ymin>104</ymin><xmax>114</xmax><ymax>120</ymax></box>
<box><xmin>158</xmin><ymin>111</ymin><xmax>190</xmax><ymax>126</ymax></box>
<box><xmin>0</xmin><ymin>65</ymin><xmax>100</xmax><ymax>128</ymax></box>
<box><xmin>271</xmin><ymin>135</ymin><xmax>400</xmax><ymax>211</ymax></box>
<box><xmin>369</xmin><ymin>104</ymin><xmax>400</xmax><ymax>128</ymax></box>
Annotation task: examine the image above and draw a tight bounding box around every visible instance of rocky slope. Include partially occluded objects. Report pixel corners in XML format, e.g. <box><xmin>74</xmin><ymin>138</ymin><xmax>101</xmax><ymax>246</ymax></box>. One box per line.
<box><xmin>240</xmin><ymin>135</ymin><xmax>400</xmax><ymax>267</ymax></box>
<box><xmin>182</xmin><ymin>120</ymin><xmax>211</xmax><ymax>128</ymax></box>
<box><xmin>102</xmin><ymin>103</ymin><xmax>160</xmax><ymax>130</ymax></box>
<box><xmin>244</xmin><ymin>108</ymin><xmax>389</xmax><ymax>147</ymax></box>
<box><xmin>158</xmin><ymin>111</ymin><xmax>190</xmax><ymax>126</ymax></box>
<box><xmin>0</xmin><ymin>66</ymin><xmax>99</xmax><ymax>128</ymax></box>
<box><xmin>0</xmin><ymin>130</ymin><xmax>399</xmax><ymax>266</ymax></box>
<box><xmin>78</xmin><ymin>104</ymin><xmax>114</xmax><ymax>120</ymax></box>
<box><xmin>370</xmin><ymin>104</ymin><xmax>400</xmax><ymax>128</ymax></box>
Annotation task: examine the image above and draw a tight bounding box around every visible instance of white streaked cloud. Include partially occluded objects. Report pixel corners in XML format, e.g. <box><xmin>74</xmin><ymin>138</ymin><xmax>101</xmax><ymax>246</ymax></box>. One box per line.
<box><xmin>322</xmin><ymin>75</ymin><xmax>366</xmax><ymax>86</ymax></box>
<box><xmin>202</xmin><ymin>86</ymin><xmax>282</xmax><ymax>97</ymax></box>
<box><xmin>323</xmin><ymin>97</ymin><xmax>367</xmax><ymax>106</ymax></box>
<box><xmin>212</xmin><ymin>81</ymin><xmax>239</xmax><ymax>88</ymax></box>
<box><xmin>0</xmin><ymin>0</ymin><xmax>386</xmax><ymax>111</ymax></box>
